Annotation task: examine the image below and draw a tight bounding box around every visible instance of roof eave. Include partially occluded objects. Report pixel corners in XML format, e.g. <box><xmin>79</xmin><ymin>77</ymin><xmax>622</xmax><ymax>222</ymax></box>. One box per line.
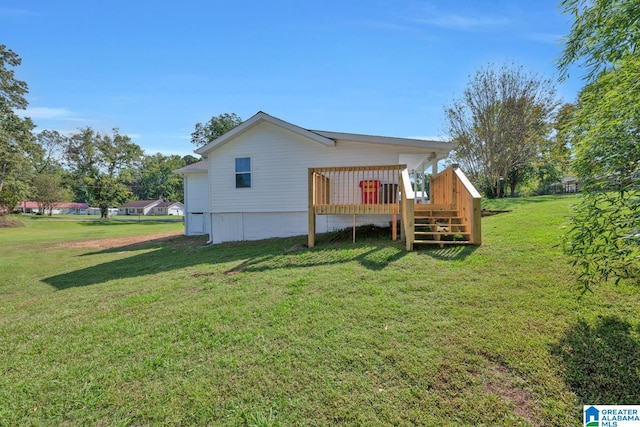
<box><xmin>195</xmin><ymin>111</ymin><xmax>335</xmax><ymax>155</ymax></box>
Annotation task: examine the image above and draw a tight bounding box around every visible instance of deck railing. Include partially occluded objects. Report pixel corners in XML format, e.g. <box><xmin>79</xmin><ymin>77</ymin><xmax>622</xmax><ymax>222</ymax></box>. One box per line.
<box><xmin>308</xmin><ymin>163</ymin><xmax>481</xmax><ymax>248</ymax></box>
<box><xmin>309</xmin><ymin>164</ymin><xmax>405</xmax><ymax>213</ymax></box>
<box><xmin>308</xmin><ymin>165</ymin><xmax>405</xmax><ymax>247</ymax></box>
<box><xmin>429</xmin><ymin>164</ymin><xmax>482</xmax><ymax>244</ymax></box>
<box><xmin>399</xmin><ymin>168</ymin><xmax>415</xmax><ymax>250</ymax></box>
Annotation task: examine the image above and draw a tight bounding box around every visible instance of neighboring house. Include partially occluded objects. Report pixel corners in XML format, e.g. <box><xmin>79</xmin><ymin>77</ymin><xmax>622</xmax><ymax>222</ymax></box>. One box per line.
<box><xmin>87</xmin><ymin>207</ymin><xmax>119</xmax><ymax>216</ymax></box>
<box><xmin>119</xmin><ymin>200</ymin><xmax>184</xmax><ymax>216</ymax></box>
<box><xmin>152</xmin><ymin>202</ymin><xmax>184</xmax><ymax>216</ymax></box>
<box><xmin>562</xmin><ymin>176</ymin><xmax>579</xmax><ymax>193</ymax></box>
<box><xmin>119</xmin><ymin>200</ymin><xmax>161</xmax><ymax>216</ymax></box>
<box><xmin>17</xmin><ymin>201</ymin><xmax>89</xmax><ymax>215</ymax></box>
<box><xmin>175</xmin><ymin>111</ymin><xmax>476</xmax><ymax>247</ymax></box>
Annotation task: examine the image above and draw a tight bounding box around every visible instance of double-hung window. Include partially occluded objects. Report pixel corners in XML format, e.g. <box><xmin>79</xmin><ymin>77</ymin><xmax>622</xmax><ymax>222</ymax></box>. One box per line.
<box><xmin>235</xmin><ymin>157</ymin><xmax>251</xmax><ymax>188</ymax></box>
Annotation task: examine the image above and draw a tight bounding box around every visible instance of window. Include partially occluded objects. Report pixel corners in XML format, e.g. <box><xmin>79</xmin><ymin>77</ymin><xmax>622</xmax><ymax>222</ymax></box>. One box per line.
<box><xmin>235</xmin><ymin>157</ymin><xmax>251</xmax><ymax>188</ymax></box>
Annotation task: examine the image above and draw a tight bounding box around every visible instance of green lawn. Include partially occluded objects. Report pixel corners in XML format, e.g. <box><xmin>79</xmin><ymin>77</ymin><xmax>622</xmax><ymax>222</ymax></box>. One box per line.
<box><xmin>1</xmin><ymin>196</ymin><xmax>639</xmax><ymax>426</ymax></box>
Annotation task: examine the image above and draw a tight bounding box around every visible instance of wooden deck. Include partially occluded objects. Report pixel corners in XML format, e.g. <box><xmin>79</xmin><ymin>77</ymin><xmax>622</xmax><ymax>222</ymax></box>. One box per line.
<box><xmin>308</xmin><ymin>164</ymin><xmax>481</xmax><ymax>249</ymax></box>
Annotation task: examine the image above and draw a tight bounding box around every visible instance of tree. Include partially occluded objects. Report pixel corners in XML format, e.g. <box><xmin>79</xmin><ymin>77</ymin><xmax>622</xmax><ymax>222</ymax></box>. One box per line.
<box><xmin>558</xmin><ymin>0</ymin><xmax>640</xmax><ymax>81</ymax></box>
<box><xmin>182</xmin><ymin>154</ymin><xmax>200</xmax><ymax>165</ymax></box>
<box><xmin>445</xmin><ymin>64</ymin><xmax>559</xmax><ymax>198</ymax></box>
<box><xmin>32</xmin><ymin>173</ymin><xmax>72</xmax><ymax>216</ymax></box>
<box><xmin>130</xmin><ymin>153</ymin><xmax>186</xmax><ymax>201</ymax></box>
<box><xmin>563</xmin><ymin>57</ymin><xmax>640</xmax><ymax>290</ymax></box>
<box><xmin>0</xmin><ymin>45</ymin><xmax>37</xmax><ymax>205</ymax></box>
<box><xmin>34</xmin><ymin>130</ymin><xmax>67</xmax><ymax>174</ymax></box>
<box><xmin>66</xmin><ymin>127</ymin><xmax>142</xmax><ymax>218</ymax></box>
<box><xmin>559</xmin><ymin>0</ymin><xmax>640</xmax><ymax>290</ymax></box>
<box><xmin>191</xmin><ymin>113</ymin><xmax>242</xmax><ymax>147</ymax></box>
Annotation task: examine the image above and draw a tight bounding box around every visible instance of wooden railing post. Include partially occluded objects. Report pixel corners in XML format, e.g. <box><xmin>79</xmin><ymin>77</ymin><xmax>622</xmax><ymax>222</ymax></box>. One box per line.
<box><xmin>400</xmin><ymin>168</ymin><xmax>415</xmax><ymax>250</ymax></box>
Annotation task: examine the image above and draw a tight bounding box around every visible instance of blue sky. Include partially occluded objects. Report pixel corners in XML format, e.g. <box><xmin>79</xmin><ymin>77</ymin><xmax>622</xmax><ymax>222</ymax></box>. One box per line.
<box><xmin>2</xmin><ymin>0</ymin><xmax>584</xmax><ymax>157</ymax></box>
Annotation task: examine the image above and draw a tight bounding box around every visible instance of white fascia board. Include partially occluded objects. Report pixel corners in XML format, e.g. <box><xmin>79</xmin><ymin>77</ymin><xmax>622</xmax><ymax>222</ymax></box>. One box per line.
<box><xmin>312</xmin><ymin>130</ymin><xmax>455</xmax><ymax>152</ymax></box>
<box><xmin>195</xmin><ymin>111</ymin><xmax>335</xmax><ymax>155</ymax></box>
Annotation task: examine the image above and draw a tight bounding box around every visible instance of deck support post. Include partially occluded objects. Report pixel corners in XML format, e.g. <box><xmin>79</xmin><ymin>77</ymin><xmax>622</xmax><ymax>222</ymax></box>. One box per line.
<box><xmin>308</xmin><ymin>169</ymin><xmax>316</xmax><ymax>248</ymax></box>
<box><xmin>352</xmin><ymin>214</ymin><xmax>356</xmax><ymax>243</ymax></box>
<box><xmin>392</xmin><ymin>210</ymin><xmax>397</xmax><ymax>241</ymax></box>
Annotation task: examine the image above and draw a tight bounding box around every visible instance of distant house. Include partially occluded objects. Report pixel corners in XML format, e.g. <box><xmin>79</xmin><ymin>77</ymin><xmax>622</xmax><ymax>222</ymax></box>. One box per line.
<box><xmin>87</xmin><ymin>207</ymin><xmax>119</xmax><ymax>216</ymax></box>
<box><xmin>119</xmin><ymin>200</ymin><xmax>161</xmax><ymax>216</ymax></box>
<box><xmin>119</xmin><ymin>200</ymin><xmax>184</xmax><ymax>216</ymax></box>
<box><xmin>17</xmin><ymin>201</ymin><xmax>89</xmax><ymax>215</ymax></box>
<box><xmin>152</xmin><ymin>202</ymin><xmax>184</xmax><ymax>216</ymax></box>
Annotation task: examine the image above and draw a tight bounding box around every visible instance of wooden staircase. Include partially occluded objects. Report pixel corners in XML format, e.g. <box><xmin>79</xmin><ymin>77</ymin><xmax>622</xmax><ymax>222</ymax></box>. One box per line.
<box><xmin>412</xmin><ymin>206</ymin><xmax>472</xmax><ymax>246</ymax></box>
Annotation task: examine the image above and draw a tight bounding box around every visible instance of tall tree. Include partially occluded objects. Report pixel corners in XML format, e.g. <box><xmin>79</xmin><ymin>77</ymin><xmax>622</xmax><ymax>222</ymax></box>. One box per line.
<box><xmin>191</xmin><ymin>113</ymin><xmax>242</xmax><ymax>147</ymax></box>
<box><xmin>34</xmin><ymin>130</ymin><xmax>67</xmax><ymax>174</ymax></box>
<box><xmin>0</xmin><ymin>45</ymin><xmax>37</xmax><ymax>205</ymax></box>
<box><xmin>31</xmin><ymin>173</ymin><xmax>73</xmax><ymax>216</ymax></box>
<box><xmin>558</xmin><ymin>0</ymin><xmax>640</xmax><ymax>80</ymax></box>
<box><xmin>445</xmin><ymin>64</ymin><xmax>559</xmax><ymax>198</ymax></box>
<box><xmin>130</xmin><ymin>153</ymin><xmax>186</xmax><ymax>201</ymax></box>
<box><xmin>559</xmin><ymin>0</ymin><xmax>640</xmax><ymax>291</ymax></box>
<box><xmin>66</xmin><ymin>127</ymin><xmax>142</xmax><ymax>218</ymax></box>
<box><xmin>563</xmin><ymin>57</ymin><xmax>640</xmax><ymax>290</ymax></box>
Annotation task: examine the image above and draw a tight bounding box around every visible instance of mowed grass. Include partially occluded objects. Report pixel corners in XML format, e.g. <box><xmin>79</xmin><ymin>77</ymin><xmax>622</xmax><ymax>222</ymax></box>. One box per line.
<box><xmin>1</xmin><ymin>197</ymin><xmax>639</xmax><ymax>426</ymax></box>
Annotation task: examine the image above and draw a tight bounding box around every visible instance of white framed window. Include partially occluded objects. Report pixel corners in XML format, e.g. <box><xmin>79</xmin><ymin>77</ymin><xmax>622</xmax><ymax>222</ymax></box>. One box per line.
<box><xmin>235</xmin><ymin>157</ymin><xmax>251</xmax><ymax>188</ymax></box>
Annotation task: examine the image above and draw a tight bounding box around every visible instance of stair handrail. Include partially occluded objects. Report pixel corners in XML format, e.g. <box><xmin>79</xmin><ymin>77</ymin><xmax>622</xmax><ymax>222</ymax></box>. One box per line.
<box><xmin>399</xmin><ymin>168</ymin><xmax>415</xmax><ymax>250</ymax></box>
<box><xmin>452</xmin><ymin>166</ymin><xmax>482</xmax><ymax>244</ymax></box>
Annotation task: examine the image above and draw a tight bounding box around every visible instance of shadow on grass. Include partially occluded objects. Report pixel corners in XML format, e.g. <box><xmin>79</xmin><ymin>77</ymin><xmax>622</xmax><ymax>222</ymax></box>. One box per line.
<box><xmin>415</xmin><ymin>244</ymin><xmax>478</xmax><ymax>261</ymax></box>
<box><xmin>43</xmin><ymin>234</ymin><xmax>409</xmax><ymax>290</ymax></box>
<box><xmin>552</xmin><ymin>316</ymin><xmax>640</xmax><ymax>404</ymax></box>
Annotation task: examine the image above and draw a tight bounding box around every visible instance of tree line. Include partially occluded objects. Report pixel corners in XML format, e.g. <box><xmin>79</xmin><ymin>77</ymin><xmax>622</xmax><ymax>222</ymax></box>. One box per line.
<box><xmin>0</xmin><ymin>44</ymin><xmax>203</xmax><ymax>218</ymax></box>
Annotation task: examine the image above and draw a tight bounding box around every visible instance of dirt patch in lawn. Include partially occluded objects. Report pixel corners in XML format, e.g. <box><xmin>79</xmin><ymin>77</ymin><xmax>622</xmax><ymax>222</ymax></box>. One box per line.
<box><xmin>0</xmin><ymin>216</ymin><xmax>25</xmax><ymax>228</ymax></box>
<box><xmin>482</xmin><ymin>362</ymin><xmax>538</xmax><ymax>426</ymax></box>
<box><xmin>52</xmin><ymin>231</ymin><xmax>188</xmax><ymax>250</ymax></box>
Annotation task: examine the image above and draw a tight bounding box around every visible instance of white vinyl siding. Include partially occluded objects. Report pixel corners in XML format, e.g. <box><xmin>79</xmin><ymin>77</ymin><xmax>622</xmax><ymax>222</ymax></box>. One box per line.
<box><xmin>209</xmin><ymin>122</ymin><xmax>411</xmax><ymax>214</ymax></box>
<box><xmin>185</xmin><ymin>173</ymin><xmax>208</xmax><ymax>213</ymax></box>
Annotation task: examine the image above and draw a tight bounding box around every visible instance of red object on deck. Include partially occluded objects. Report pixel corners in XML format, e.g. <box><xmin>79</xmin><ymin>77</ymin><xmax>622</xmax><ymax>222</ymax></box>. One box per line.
<box><xmin>359</xmin><ymin>180</ymin><xmax>381</xmax><ymax>204</ymax></box>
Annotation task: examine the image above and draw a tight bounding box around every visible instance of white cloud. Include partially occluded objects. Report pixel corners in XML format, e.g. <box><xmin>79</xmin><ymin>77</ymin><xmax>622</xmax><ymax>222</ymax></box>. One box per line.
<box><xmin>415</xmin><ymin>14</ymin><xmax>511</xmax><ymax>30</ymax></box>
<box><xmin>0</xmin><ymin>7</ymin><xmax>37</xmax><ymax>17</ymax></box>
<box><xmin>144</xmin><ymin>148</ymin><xmax>196</xmax><ymax>157</ymax></box>
<box><xmin>526</xmin><ymin>32</ymin><xmax>564</xmax><ymax>44</ymax></box>
<box><xmin>20</xmin><ymin>107</ymin><xmax>83</xmax><ymax>121</ymax></box>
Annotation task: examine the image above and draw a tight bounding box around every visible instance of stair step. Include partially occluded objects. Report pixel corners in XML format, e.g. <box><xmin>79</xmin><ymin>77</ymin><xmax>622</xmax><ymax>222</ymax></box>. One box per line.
<box><xmin>414</xmin><ymin>212</ymin><xmax>458</xmax><ymax>217</ymax></box>
<box><xmin>414</xmin><ymin>240</ymin><xmax>471</xmax><ymax>245</ymax></box>
<box><xmin>414</xmin><ymin>222</ymin><xmax>467</xmax><ymax>227</ymax></box>
<box><xmin>414</xmin><ymin>225</ymin><xmax>468</xmax><ymax>230</ymax></box>
<box><xmin>415</xmin><ymin>231</ymin><xmax>470</xmax><ymax>236</ymax></box>
<box><xmin>414</xmin><ymin>216</ymin><xmax>464</xmax><ymax>221</ymax></box>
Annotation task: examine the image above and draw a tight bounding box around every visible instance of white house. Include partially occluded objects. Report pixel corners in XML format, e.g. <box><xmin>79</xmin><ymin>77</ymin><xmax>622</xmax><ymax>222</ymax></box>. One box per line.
<box><xmin>152</xmin><ymin>201</ymin><xmax>184</xmax><ymax>216</ymax></box>
<box><xmin>175</xmin><ymin>111</ymin><xmax>462</xmax><ymax>246</ymax></box>
<box><xmin>119</xmin><ymin>200</ymin><xmax>161</xmax><ymax>216</ymax></box>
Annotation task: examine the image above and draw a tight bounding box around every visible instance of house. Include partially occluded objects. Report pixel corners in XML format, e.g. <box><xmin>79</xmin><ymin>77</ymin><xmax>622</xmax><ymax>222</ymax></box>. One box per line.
<box><xmin>17</xmin><ymin>201</ymin><xmax>89</xmax><ymax>215</ymax></box>
<box><xmin>119</xmin><ymin>200</ymin><xmax>161</xmax><ymax>216</ymax></box>
<box><xmin>176</xmin><ymin>111</ymin><xmax>481</xmax><ymax>249</ymax></box>
<box><xmin>152</xmin><ymin>201</ymin><xmax>184</xmax><ymax>216</ymax></box>
<box><xmin>87</xmin><ymin>207</ymin><xmax>119</xmax><ymax>216</ymax></box>
<box><xmin>119</xmin><ymin>200</ymin><xmax>184</xmax><ymax>216</ymax></box>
